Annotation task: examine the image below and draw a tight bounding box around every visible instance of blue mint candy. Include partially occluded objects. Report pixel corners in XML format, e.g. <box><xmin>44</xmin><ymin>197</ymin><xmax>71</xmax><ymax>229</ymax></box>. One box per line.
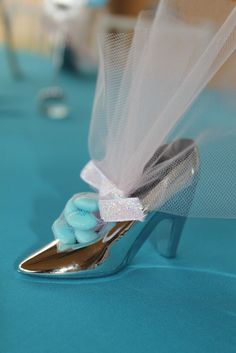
<box><xmin>75</xmin><ymin>229</ymin><xmax>99</xmax><ymax>244</ymax></box>
<box><xmin>64</xmin><ymin>198</ymin><xmax>77</xmax><ymax>217</ymax></box>
<box><xmin>73</xmin><ymin>197</ymin><xmax>99</xmax><ymax>213</ymax></box>
<box><xmin>52</xmin><ymin>218</ymin><xmax>76</xmax><ymax>244</ymax></box>
<box><xmin>66</xmin><ymin>210</ymin><xmax>98</xmax><ymax>230</ymax></box>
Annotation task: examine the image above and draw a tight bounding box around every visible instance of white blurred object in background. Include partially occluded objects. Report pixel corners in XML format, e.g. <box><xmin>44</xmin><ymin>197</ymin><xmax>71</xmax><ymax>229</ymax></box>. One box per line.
<box><xmin>44</xmin><ymin>0</ymin><xmax>88</xmax><ymax>22</ymax></box>
<box><xmin>43</xmin><ymin>0</ymin><xmax>107</xmax><ymax>72</ymax></box>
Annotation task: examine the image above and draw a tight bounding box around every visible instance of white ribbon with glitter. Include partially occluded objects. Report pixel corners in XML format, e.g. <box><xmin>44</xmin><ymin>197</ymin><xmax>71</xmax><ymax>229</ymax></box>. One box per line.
<box><xmin>80</xmin><ymin>161</ymin><xmax>145</xmax><ymax>222</ymax></box>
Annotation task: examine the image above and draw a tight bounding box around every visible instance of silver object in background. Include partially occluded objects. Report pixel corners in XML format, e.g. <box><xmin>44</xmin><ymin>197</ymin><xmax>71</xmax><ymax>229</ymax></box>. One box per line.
<box><xmin>38</xmin><ymin>0</ymin><xmax>70</xmax><ymax>120</ymax></box>
<box><xmin>38</xmin><ymin>0</ymin><xmax>84</xmax><ymax>119</ymax></box>
<box><xmin>38</xmin><ymin>29</ymin><xmax>69</xmax><ymax>120</ymax></box>
<box><xmin>38</xmin><ymin>0</ymin><xmax>108</xmax><ymax>119</ymax></box>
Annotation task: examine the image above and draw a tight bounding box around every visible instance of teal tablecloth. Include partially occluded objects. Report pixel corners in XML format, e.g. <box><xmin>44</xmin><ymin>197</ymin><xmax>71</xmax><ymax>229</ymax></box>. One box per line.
<box><xmin>1</xmin><ymin>53</ymin><xmax>236</xmax><ymax>353</ymax></box>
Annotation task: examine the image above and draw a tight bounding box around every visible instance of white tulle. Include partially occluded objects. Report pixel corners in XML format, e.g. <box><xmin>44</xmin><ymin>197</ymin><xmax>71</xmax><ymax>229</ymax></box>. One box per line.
<box><xmin>86</xmin><ymin>0</ymin><xmax>236</xmax><ymax>218</ymax></box>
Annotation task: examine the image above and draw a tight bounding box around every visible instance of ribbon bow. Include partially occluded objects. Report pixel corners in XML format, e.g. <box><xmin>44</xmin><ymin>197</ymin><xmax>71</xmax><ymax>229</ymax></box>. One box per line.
<box><xmin>80</xmin><ymin>161</ymin><xmax>145</xmax><ymax>222</ymax></box>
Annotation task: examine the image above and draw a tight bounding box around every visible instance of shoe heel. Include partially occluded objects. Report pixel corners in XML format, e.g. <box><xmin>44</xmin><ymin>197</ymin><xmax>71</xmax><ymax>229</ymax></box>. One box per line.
<box><xmin>150</xmin><ymin>176</ymin><xmax>199</xmax><ymax>258</ymax></box>
<box><xmin>150</xmin><ymin>213</ymin><xmax>187</xmax><ymax>258</ymax></box>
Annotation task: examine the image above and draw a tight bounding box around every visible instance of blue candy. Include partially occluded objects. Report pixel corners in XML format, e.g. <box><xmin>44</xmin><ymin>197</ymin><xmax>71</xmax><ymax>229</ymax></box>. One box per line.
<box><xmin>66</xmin><ymin>210</ymin><xmax>98</xmax><ymax>230</ymax></box>
<box><xmin>52</xmin><ymin>218</ymin><xmax>76</xmax><ymax>245</ymax></box>
<box><xmin>64</xmin><ymin>198</ymin><xmax>77</xmax><ymax>217</ymax></box>
<box><xmin>54</xmin><ymin>195</ymin><xmax>100</xmax><ymax>245</ymax></box>
<box><xmin>73</xmin><ymin>197</ymin><xmax>99</xmax><ymax>213</ymax></box>
<box><xmin>75</xmin><ymin>229</ymin><xmax>99</xmax><ymax>244</ymax></box>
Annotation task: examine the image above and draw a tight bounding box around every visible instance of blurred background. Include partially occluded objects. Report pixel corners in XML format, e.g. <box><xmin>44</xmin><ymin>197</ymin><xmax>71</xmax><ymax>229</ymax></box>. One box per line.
<box><xmin>0</xmin><ymin>0</ymin><xmax>157</xmax><ymax>73</ymax></box>
<box><xmin>0</xmin><ymin>0</ymin><xmax>159</xmax><ymax>119</ymax></box>
<box><xmin>1</xmin><ymin>0</ymin><xmax>235</xmax><ymax>96</ymax></box>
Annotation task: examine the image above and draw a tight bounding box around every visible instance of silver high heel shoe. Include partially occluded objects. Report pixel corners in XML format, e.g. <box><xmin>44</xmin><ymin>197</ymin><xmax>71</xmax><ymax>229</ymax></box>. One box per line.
<box><xmin>19</xmin><ymin>139</ymin><xmax>199</xmax><ymax>278</ymax></box>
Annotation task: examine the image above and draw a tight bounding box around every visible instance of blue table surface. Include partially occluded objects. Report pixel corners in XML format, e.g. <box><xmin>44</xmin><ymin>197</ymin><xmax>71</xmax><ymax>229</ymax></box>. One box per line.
<box><xmin>0</xmin><ymin>53</ymin><xmax>236</xmax><ymax>353</ymax></box>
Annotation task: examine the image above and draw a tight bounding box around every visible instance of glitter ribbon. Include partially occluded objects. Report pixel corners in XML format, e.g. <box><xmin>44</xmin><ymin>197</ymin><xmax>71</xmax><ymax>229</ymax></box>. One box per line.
<box><xmin>80</xmin><ymin>161</ymin><xmax>145</xmax><ymax>222</ymax></box>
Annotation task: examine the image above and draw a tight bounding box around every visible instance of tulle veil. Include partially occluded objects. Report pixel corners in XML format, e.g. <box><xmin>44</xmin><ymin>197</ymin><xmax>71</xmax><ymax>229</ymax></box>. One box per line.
<box><xmin>82</xmin><ymin>0</ymin><xmax>236</xmax><ymax>219</ymax></box>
